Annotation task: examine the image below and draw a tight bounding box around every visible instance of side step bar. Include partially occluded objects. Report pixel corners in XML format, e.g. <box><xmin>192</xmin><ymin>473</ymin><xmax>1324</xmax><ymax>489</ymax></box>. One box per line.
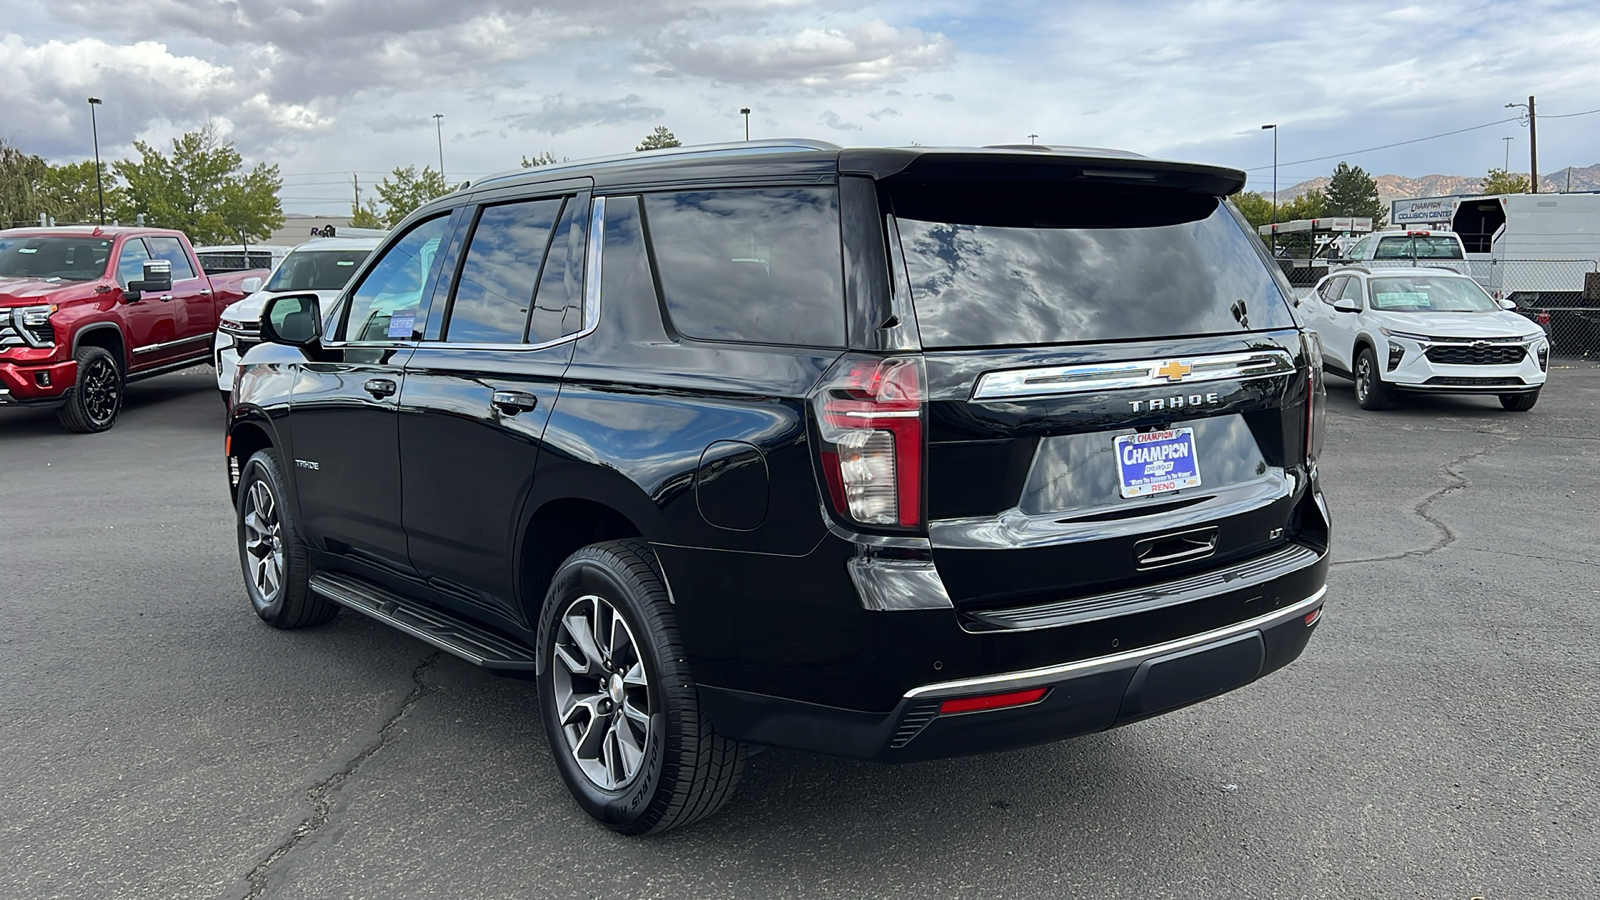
<box><xmin>309</xmin><ymin>572</ymin><xmax>538</xmax><ymax>671</ymax></box>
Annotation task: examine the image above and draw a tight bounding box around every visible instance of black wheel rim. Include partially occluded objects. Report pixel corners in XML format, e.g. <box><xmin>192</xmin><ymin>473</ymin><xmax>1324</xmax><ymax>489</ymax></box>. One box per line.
<box><xmin>80</xmin><ymin>358</ymin><xmax>120</xmax><ymax>424</ymax></box>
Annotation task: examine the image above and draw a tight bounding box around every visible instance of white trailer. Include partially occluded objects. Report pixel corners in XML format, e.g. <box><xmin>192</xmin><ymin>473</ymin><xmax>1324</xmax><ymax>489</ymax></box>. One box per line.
<box><xmin>1450</xmin><ymin>193</ymin><xmax>1600</xmax><ymax>302</ymax></box>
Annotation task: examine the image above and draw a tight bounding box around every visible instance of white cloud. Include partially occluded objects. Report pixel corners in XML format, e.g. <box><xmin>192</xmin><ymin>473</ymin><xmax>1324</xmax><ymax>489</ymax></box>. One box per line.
<box><xmin>641</xmin><ymin>20</ymin><xmax>952</xmax><ymax>89</ymax></box>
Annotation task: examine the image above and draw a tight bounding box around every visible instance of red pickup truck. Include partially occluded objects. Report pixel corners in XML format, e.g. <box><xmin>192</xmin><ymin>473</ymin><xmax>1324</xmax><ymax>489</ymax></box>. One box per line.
<box><xmin>0</xmin><ymin>226</ymin><xmax>266</xmax><ymax>432</ymax></box>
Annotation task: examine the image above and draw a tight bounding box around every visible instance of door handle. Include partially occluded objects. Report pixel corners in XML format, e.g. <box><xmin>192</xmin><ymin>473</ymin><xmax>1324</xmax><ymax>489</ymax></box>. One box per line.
<box><xmin>364</xmin><ymin>378</ymin><xmax>398</xmax><ymax>399</ymax></box>
<box><xmin>491</xmin><ymin>390</ymin><xmax>539</xmax><ymax>415</ymax></box>
<box><xmin>158</xmin><ymin>294</ymin><xmax>173</xmax><ymax>302</ymax></box>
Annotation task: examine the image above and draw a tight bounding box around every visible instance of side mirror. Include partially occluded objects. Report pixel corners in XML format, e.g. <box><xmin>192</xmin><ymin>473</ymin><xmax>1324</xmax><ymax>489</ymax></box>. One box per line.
<box><xmin>1496</xmin><ymin>298</ymin><xmax>1517</xmax><ymax>311</ymax></box>
<box><xmin>124</xmin><ymin>259</ymin><xmax>173</xmax><ymax>301</ymax></box>
<box><xmin>259</xmin><ymin>293</ymin><xmax>323</xmax><ymax>348</ymax></box>
<box><xmin>1332</xmin><ymin>298</ymin><xmax>1360</xmax><ymax>313</ymax></box>
<box><xmin>241</xmin><ymin>276</ymin><xmax>264</xmax><ymax>294</ymax></box>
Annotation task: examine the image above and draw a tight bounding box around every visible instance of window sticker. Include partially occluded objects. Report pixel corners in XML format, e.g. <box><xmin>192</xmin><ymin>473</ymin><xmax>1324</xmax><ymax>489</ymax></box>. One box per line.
<box><xmin>387</xmin><ymin>308</ymin><xmax>418</xmax><ymax>338</ymax></box>
<box><xmin>1374</xmin><ymin>291</ymin><xmax>1430</xmax><ymax>309</ymax></box>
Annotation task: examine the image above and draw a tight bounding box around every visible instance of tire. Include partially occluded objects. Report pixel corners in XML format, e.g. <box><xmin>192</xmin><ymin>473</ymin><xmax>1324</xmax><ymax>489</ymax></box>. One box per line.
<box><xmin>1500</xmin><ymin>389</ymin><xmax>1540</xmax><ymax>411</ymax></box>
<box><xmin>538</xmin><ymin>539</ymin><xmax>746</xmax><ymax>835</ymax></box>
<box><xmin>57</xmin><ymin>345</ymin><xmax>124</xmax><ymax>433</ymax></box>
<box><xmin>236</xmin><ymin>449</ymin><xmax>336</xmax><ymax>628</ymax></box>
<box><xmin>1353</xmin><ymin>346</ymin><xmax>1392</xmax><ymax>411</ymax></box>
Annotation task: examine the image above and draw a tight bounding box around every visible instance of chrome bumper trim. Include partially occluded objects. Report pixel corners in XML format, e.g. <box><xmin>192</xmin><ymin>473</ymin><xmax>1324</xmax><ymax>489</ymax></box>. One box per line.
<box><xmin>904</xmin><ymin>586</ymin><xmax>1327</xmax><ymax>700</ymax></box>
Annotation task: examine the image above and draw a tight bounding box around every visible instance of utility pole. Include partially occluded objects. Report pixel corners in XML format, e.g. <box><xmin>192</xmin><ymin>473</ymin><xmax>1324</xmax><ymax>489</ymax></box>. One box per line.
<box><xmin>1503</xmin><ymin>136</ymin><xmax>1512</xmax><ymax>171</ymax></box>
<box><xmin>1506</xmin><ymin>96</ymin><xmax>1538</xmax><ymax>192</ymax></box>
<box><xmin>87</xmin><ymin>97</ymin><xmax>105</xmax><ymax>225</ymax></box>
<box><xmin>433</xmin><ymin>113</ymin><xmax>445</xmax><ymax>184</ymax></box>
<box><xmin>1028</xmin><ymin>133</ymin><xmax>1038</xmax><ymax>145</ymax></box>
<box><xmin>740</xmin><ymin>108</ymin><xmax>751</xmax><ymax>141</ymax></box>
<box><xmin>352</xmin><ymin>173</ymin><xmax>361</xmax><ymax>209</ymax></box>
<box><xmin>1262</xmin><ymin>124</ymin><xmax>1278</xmax><ymax>254</ymax></box>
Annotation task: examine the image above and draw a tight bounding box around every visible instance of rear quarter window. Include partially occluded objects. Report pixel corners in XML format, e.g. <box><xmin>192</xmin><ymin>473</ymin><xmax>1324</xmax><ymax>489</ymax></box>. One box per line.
<box><xmin>641</xmin><ymin>187</ymin><xmax>846</xmax><ymax>347</ymax></box>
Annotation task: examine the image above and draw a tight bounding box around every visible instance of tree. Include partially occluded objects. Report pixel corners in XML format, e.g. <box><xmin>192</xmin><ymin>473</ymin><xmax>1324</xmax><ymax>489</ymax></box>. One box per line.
<box><xmin>1480</xmin><ymin>167</ymin><xmax>1530</xmax><ymax>195</ymax></box>
<box><xmin>0</xmin><ymin>138</ymin><xmax>51</xmax><ymax>228</ymax></box>
<box><xmin>40</xmin><ymin>160</ymin><xmax>121</xmax><ymax>224</ymax></box>
<box><xmin>1323</xmin><ymin>162</ymin><xmax>1385</xmax><ymax>226</ymax></box>
<box><xmin>1282</xmin><ymin>189</ymin><xmax>1326</xmax><ymax>221</ymax></box>
<box><xmin>369</xmin><ymin>165</ymin><xmax>450</xmax><ymax>228</ymax></box>
<box><xmin>521</xmin><ymin>151</ymin><xmax>566</xmax><ymax>167</ymax></box>
<box><xmin>349</xmin><ymin>199</ymin><xmax>385</xmax><ymax>229</ymax></box>
<box><xmin>112</xmin><ymin>124</ymin><xmax>283</xmax><ymax>243</ymax></box>
<box><xmin>636</xmin><ymin>127</ymin><xmax>681</xmax><ymax>152</ymax></box>
<box><xmin>1231</xmin><ymin>191</ymin><xmax>1273</xmax><ymax>230</ymax></box>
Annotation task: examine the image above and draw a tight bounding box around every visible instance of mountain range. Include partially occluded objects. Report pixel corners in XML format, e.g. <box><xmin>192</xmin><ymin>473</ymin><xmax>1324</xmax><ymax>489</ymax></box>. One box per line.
<box><xmin>1271</xmin><ymin>163</ymin><xmax>1600</xmax><ymax>204</ymax></box>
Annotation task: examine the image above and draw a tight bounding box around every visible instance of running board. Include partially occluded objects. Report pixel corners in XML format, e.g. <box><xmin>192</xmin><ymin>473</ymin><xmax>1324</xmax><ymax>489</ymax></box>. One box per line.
<box><xmin>309</xmin><ymin>572</ymin><xmax>538</xmax><ymax>671</ymax></box>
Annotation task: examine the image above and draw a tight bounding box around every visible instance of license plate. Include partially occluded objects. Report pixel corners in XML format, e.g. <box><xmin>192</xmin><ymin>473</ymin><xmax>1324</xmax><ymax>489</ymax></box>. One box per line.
<box><xmin>1115</xmin><ymin>428</ymin><xmax>1202</xmax><ymax>498</ymax></box>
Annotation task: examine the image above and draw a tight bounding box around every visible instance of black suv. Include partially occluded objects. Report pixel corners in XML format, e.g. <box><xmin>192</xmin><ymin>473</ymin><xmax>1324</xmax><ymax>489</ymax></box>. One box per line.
<box><xmin>226</xmin><ymin>141</ymin><xmax>1330</xmax><ymax>834</ymax></box>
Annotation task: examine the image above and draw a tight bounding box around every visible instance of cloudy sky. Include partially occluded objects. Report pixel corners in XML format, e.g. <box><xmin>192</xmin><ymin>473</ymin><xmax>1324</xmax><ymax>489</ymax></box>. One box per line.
<box><xmin>5</xmin><ymin>0</ymin><xmax>1599</xmax><ymax>215</ymax></box>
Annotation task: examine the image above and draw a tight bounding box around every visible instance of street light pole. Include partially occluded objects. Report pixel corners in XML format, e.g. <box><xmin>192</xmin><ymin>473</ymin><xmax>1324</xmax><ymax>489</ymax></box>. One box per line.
<box><xmin>740</xmin><ymin>108</ymin><xmax>751</xmax><ymax>141</ymax></box>
<box><xmin>87</xmin><ymin>97</ymin><xmax>105</xmax><ymax>225</ymax></box>
<box><xmin>432</xmin><ymin>113</ymin><xmax>445</xmax><ymax>184</ymax></box>
<box><xmin>1503</xmin><ymin>136</ymin><xmax>1513</xmax><ymax>171</ymax></box>
<box><xmin>1505</xmin><ymin>96</ymin><xmax>1538</xmax><ymax>193</ymax></box>
<box><xmin>1261</xmin><ymin>124</ymin><xmax>1277</xmax><ymax>253</ymax></box>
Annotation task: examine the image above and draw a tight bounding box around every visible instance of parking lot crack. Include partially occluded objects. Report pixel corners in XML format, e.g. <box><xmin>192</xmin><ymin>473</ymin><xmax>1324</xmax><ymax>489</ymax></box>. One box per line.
<box><xmin>235</xmin><ymin>652</ymin><xmax>441</xmax><ymax>900</ymax></box>
<box><xmin>1332</xmin><ymin>438</ymin><xmax>1515</xmax><ymax>567</ymax></box>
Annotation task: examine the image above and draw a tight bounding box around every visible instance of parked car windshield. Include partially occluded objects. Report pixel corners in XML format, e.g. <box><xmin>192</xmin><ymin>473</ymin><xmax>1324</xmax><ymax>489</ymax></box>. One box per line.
<box><xmin>1373</xmin><ymin>235</ymin><xmax>1463</xmax><ymax>259</ymax></box>
<box><xmin>0</xmin><ymin>236</ymin><xmax>113</xmax><ymax>281</ymax></box>
<box><xmin>265</xmin><ymin>249</ymin><xmax>373</xmax><ymax>292</ymax></box>
<box><xmin>892</xmin><ymin>186</ymin><xmax>1294</xmax><ymax>348</ymax></box>
<box><xmin>1368</xmin><ymin>275</ymin><xmax>1498</xmax><ymax>312</ymax></box>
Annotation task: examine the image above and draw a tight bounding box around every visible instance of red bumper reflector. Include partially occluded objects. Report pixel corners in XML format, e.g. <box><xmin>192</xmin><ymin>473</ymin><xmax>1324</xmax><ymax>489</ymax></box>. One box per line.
<box><xmin>1304</xmin><ymin>607</ymin><xmax>1323</xmax><ymax>627</ymax></box>
<box><xmin>939</xmin><ymin>687</ymin><xmax>1049</xmax><ymax>715</ymax></box>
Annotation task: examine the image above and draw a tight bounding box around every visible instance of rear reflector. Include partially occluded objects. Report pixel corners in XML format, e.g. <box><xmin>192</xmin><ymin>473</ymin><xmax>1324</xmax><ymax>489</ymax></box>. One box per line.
<box><xmin>1304</xmin><ymin>607</ymin><xmax>1323</xmax><ymax>627</ymax></box>
<box><xmin>938</xmin><ymin>687</ymin><xmax>1049</xmax><ymax>715</ymax></box>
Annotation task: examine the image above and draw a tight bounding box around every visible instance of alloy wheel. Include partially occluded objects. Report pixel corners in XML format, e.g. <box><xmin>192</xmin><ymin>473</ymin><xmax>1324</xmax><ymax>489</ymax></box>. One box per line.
<box><xmin>81</xmin><ymin>357</ymin><xmax>120</xmax><ymax>425</ymax></box>
<box><xmin>1355</xmin><ymin>357</ymin><xmax>1371</xmax><ymax>403</ymax></box>
<box><xmin>551</xmin><ymin>594</ymin><xmax>652</xmax><ymax>791</ymax></box>
<box><xmin>242</xmin><ymin>479</ymin><xmax>285</xmax><ymax>603</ymax></box>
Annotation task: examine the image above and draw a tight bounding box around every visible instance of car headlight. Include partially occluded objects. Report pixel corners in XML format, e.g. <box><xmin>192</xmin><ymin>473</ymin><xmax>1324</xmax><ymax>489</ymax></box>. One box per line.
<box><xmin>10</xmin><ymin>305</ymin><xmax>57</xmax><ymax>347</ymax></box>
<box><xmin>1379</xmin><ymin>327</ymin><xmax>1433</xmax><ymax>343</ymax></box>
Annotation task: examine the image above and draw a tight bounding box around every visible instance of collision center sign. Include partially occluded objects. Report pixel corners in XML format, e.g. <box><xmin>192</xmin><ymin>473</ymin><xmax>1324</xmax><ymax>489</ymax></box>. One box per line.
<box><xmin>1391</xmin><ymin>196</ymin><xmax>1457</xmax><ymax>226</ymax></box>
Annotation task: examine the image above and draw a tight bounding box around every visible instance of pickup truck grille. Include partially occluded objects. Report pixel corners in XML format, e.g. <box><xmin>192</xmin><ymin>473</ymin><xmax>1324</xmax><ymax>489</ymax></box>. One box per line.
<box><xmin>1425</xmin><ymin>345</ymin><xmax>1526</xmax><ymax>366</ymax></box>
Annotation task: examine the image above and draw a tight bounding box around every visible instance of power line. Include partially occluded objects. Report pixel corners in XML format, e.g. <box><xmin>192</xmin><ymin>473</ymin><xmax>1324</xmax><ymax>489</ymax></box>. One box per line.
<box><xmin>1244</xmin><ymin>115</ymin><xmax>1523</xmax><ymax>172</ymax></box>
<box><xmin>1540</xmin><ymin>106</ymin><xmax>1600</xmax><ymax>120</ymax></box>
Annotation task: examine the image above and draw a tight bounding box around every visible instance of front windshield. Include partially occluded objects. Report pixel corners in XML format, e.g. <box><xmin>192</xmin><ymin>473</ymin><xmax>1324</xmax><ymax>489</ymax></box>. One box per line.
<box><xmin>0</xmin><ymin>236</ymin><xmax>113</xmax><ymax>281</ymax></box>
<box><xmin>1368</xmin><ymin>276</ymin><xmax>1498</xmax><ymax>313</ymax></box>
<box><xmin>264</xmin><ymin>249</ymin><xmax>372</xmax><ymax>292</ymax></box>
<box><xmin>1374</xmin><ymin>235</ymin><xmax>1463</xmax><ymax>260</ymax></box>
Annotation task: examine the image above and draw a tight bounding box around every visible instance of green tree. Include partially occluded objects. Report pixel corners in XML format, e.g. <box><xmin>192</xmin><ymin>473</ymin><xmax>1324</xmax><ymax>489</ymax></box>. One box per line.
<box><xmin>369</xmin><ymin>165</ymin><xmax>450</xmax><ymax>227</ymax></box>
<box><xmin>1282</xmin><ymin>189</ymin><xmax>1327</xmax><ymax>221</ymax></box>
<box><xmin>636</xmin><ymin>126</ymin><xmax>681</xmax><ymax>152</ymax></box>
<box><xmin>1480</xmin><ymin>167</ymin><xmax>1530</xmax><ymax>195</ymax></box>
<box><xmin>1231</xmin><ymin>191</ymin><xmax>1273</xmax><ymax>230</ymax></box>
<box><xmin>112</xmin><ymin>124</ymin><xmax>283</xmax><ymax>243</ymax></box>
<box><xmin>520</xmin><ymin>151</ymin><xmax>566</xmax><ymax>167</ymax></box>
<box><xmin>349</xmin><ymin>199</ymin><xmax>385</xmax><ymax>229</ymax></box>
<box><xmin>1323</xmin><ymin>162</ymin><xmax>1385</xmax><ymax>226</ymax></box>
<box><xmin>0</xmin><ymin>138</ymin><xmax>50</xmax><ymax>227</ymax></box>
<box><xmin>40</xmin><ymin>160</ymin><xmax>121</xmax><ymax>224</ymax></box>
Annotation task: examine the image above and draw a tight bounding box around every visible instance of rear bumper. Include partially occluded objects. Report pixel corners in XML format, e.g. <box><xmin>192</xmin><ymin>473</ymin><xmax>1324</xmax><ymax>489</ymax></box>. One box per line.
<box><xmin>699</xmin><ymin>588</ymin><xmax>1324</xmax><ymax>762</ymax></box>
<box><xmin>0</xmin><ymin>358</ymin><xmax>76</xmax><ymax>406</ymax></box>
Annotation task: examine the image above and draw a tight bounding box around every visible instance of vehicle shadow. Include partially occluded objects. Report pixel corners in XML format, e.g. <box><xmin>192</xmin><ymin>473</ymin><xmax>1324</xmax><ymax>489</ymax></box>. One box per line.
<box><xmin>0</xmin><ymin>366</ymin><xmax>219</xmax><ymax>442</ymax></box>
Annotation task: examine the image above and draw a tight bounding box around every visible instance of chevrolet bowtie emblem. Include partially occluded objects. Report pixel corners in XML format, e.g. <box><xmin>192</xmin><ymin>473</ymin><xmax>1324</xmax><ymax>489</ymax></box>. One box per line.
<box><xmin>1154</xmin><ymin>360</ymin><xmax>1193</xmax><ymax>382</ymax></box>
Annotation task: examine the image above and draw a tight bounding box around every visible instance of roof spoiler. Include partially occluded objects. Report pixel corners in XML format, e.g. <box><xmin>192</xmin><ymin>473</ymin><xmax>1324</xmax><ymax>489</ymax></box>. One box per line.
<box><xmin>840</xmin><ymin>149</ymin><xmax>1246</xmax><ymax>196</ymax></box>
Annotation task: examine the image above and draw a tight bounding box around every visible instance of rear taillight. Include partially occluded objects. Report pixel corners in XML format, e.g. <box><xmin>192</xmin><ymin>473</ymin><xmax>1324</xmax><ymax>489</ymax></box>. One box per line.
<box><xmin>814</xmin><ymin>355</ymin><xmax>926</xmax><ymax>529</ymax></box>
<box><xmin>1303</xmin><ymin>333</ymin><xmax>1326</xmax><ymax>463</ymax></box>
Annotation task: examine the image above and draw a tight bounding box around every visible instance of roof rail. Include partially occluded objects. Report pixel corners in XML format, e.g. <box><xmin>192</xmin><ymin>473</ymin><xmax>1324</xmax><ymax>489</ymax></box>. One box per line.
<box><xmin>470</xmin><ymin>139</ymin><xmax>843</xmax><ymax>191</ymax></box>
<box><xmin>981</xmin><ymin>144</ymin><xmax>1147</xmax><ymax>159</ymax></box>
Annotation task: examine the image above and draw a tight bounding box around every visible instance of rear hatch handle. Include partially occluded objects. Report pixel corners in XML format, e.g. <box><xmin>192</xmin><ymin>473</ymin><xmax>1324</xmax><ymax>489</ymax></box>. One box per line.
<box><xmin>1134</xmin><ymin>526</ymin><xmax>1219</xmax><ymax>570</ymax></box>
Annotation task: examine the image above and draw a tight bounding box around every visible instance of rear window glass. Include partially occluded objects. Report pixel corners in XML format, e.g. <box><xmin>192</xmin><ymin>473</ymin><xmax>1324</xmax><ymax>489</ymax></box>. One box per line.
<box><xmin>642</xmin><ymin>188</ymin><xmax>845</xmax><ymax>347</ymax></box>
<box><xmin>1374</xmin><ymin>235</ymin><xmax>1463</xmax><ymax>259</ymax></box>
<box><xmin>265</xmin><ymin>250</ymin><xmax>372</xmax><ymax>292</ymax></box>
<box><xmin>891</xmin><ymin>187</ymin><xmax>1295</xmax><ymax>348</ymax></box>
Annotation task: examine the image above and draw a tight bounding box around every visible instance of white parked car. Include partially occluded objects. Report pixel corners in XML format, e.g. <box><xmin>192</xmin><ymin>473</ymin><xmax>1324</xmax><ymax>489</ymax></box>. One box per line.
<box><xmin>214</xmin><ymin>237</ymin><xmax>381</xmax><ymax>400</ymax></box>
<box><xmin>1300</xmin><ymin>266</ymin><xmax>1549</xmax><ymax>411</ymax></box>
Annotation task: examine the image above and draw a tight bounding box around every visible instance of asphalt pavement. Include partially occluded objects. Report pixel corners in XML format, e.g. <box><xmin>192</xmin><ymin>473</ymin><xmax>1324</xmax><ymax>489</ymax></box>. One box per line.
<box><xmin>2</xmin><ymin>364</ymin><xmax>1597</xmax><ymax>899</ymax></box>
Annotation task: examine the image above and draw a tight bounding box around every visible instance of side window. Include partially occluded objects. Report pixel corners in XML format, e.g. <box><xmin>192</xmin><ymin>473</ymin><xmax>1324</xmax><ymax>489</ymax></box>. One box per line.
<box><xmin>532</xmin><ymin>198</ymin><xmax>588</xmax><ymax>341</ymax></box>
<box><xmin>145</xmin><ymin>236</ymin><xmax>197</xmax><ymax>281</ymax></box>
<box><xmin>1348</xmin><ymin>237</ymin><xmax>1371</xmax><ymax>260</ymax></box>
<box><xmin>1339</xmin><ymin>277</ymin><xmax>1365</xmax><ymax>309</ymax></box>
<box><xmin>444</xmin><ymin>198</ymin><xmax>563</xmax><ymax>344</ymax></box>
<box><xmin>342</xmin><ymin>215</ymin><xmax>450</xmax><ymax>343</ymax></box>
<box><xmin>116</xmin><ymin>239</ymin><xmax>152</xmax><ymax>287</ymax></box>
<box><xmin>641</xmin><ymin>187</ymin><xmax>846</xmax><ymax>347</ymax></box>
<box><xmin>1318</xmin><ymin>276</ymin><xmax>1346</xmax><ymax>306</ymax></box>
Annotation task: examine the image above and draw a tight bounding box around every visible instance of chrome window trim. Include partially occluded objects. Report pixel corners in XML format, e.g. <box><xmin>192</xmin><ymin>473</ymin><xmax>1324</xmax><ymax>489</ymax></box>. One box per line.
<box><xmin>972</xmin><ymin>349</ymin><xmax>1297</xmax><ymax>400</ymax></box>
<box><xmin>903</xmin><ymin>586</ymin><xmax>1326</xmax><ymax>700</ymax></box>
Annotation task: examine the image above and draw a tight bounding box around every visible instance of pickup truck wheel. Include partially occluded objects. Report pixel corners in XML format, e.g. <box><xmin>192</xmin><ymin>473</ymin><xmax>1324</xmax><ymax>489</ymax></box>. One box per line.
<box><xmin>237</xmin><ymin>449</ymin><xmax>335</xmax><ymax>628</ymax></box>
<box><xmin>1500</xmin><ymin>389</ymin><xmax>1540</xmax><ymax>411</ymax></box>
<box><xmin>538</xmin><ymin>539</ymin><xmax>746</xmax><ymax>835</ymax></box>
<box><xmin>1354</xmin><ymin>347</ymin><xmax>1392</xmax><ymax>411</ymax></box>
<box><xmin>57</xmin><ymin>346</ymin><xmax>123</xmax><ymax>433</ymax></box>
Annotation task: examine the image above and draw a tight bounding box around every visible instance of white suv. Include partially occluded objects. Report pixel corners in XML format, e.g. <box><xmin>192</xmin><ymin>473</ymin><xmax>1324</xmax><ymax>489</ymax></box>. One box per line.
<box><xmin>1300</xmin><ymin>267</ymin><xmax>1549</xmax><ymax>411</ymax></box>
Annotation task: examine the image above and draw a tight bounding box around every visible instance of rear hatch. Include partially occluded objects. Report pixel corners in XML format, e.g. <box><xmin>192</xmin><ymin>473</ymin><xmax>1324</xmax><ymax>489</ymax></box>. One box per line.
<box><xmin>882</xmin><ymin>165</ymin><xmax>1324</xmax><ymax>615</ymax></box>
